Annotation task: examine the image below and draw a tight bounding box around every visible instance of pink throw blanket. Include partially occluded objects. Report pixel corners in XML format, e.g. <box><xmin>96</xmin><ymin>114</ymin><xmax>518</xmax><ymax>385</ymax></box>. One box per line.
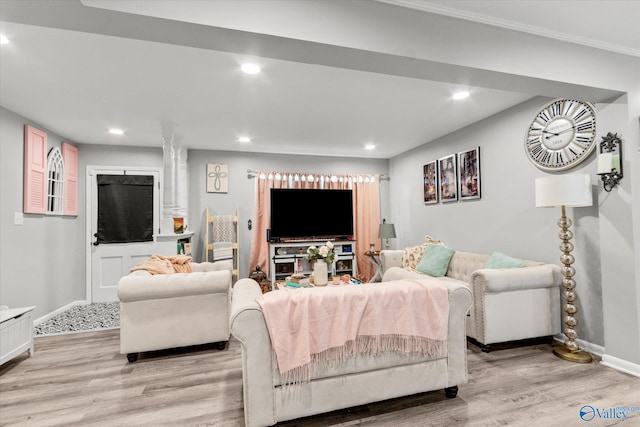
<box><xmin>256</xmin><ymin>278</ymin><xmax>449</xmax><ymax>385</ymax></box>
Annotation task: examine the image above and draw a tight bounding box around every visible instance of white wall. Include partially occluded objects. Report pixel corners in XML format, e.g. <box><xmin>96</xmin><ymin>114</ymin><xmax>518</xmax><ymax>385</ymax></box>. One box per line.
<box><xmin>595</xmin><ymin>96</ymin><xmax>640</xmax><ymax>367</ymax></box>
<box><xmin>0</xmin><ymin>107</ymin><xmax>83</xmax><ymax>318</ymax></box>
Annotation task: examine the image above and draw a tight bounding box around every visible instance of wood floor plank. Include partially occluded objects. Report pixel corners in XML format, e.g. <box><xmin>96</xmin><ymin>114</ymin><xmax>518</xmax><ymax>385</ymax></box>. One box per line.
<box><xmin>1</xmin><ymin>329</ymin><xmax>638</xmax><ymax>426</ymax></box>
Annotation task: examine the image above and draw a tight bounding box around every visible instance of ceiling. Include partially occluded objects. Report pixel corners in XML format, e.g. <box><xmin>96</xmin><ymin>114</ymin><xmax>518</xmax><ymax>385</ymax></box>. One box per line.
<box><xmin>0</xmin><ymin>0</ymin><xmax>637</xmax><ymax>159</ymax></box>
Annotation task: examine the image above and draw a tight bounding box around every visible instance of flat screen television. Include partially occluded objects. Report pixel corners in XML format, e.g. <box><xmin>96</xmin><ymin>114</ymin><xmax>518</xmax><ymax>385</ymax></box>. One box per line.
<box><xmin>269</xmin><ymin>188</ymin><xmax>354</xmax><ymax>241</ymax></box>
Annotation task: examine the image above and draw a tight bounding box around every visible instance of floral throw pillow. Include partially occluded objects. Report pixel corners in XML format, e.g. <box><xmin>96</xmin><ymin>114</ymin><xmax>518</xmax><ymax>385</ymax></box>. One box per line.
<box><xmin>401</xmin><ymin>235</ymin><xmax>445</xmax><ymax>270</ymax></box>
<box><xmin>402</xmin><ymin>244</ymin><xmax>426</xmax><ymax>270</ymax></box>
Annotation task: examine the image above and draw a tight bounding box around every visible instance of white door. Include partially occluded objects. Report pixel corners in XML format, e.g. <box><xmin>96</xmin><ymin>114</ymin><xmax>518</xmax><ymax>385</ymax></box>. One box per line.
<box><xmin>87</xmin><ymin>167</ymin><xmax>161</xmax><ymax>303</ymax></box>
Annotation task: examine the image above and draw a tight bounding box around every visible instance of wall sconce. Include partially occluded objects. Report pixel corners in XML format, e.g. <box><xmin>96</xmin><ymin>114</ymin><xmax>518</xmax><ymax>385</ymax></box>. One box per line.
<box><xmin>597</xmin><ymin>132</ymin><xmax>623</xmax><ymax>192</ymax></box>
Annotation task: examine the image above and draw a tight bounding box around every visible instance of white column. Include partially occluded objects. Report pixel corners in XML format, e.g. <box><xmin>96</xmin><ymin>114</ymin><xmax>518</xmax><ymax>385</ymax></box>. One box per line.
<box><xmin>174</xmin><ymin>145</ymin><xmax>189</xmax><ymax>230</ymax></box>
<box><xmin>161</xmin><ymin>136</ymin><xmax>175</xmax><ymax>234</ymax></box>
<box><xmin>161</xmin><ymin>136</ymin><xmax>189</xmax><ymax>235</ymax></box>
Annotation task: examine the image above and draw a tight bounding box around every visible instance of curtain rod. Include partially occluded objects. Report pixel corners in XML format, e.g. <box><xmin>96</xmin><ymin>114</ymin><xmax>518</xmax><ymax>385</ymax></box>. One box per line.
<box><xmin>246</xmin><ymin>169</ymin><xmax>389</xmax><ymax>180</ymax></box>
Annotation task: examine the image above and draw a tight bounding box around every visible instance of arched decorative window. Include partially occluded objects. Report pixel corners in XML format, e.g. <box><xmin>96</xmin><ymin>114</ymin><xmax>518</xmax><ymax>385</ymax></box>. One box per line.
<box><xmin>24</xmin><ymin>125</ymin><xmax>78</xmax><ymax>215</ymax></box>
<box><xmin>46</xmin><ymin>147</ymin><xmax>64</xmax><ymax>214</ymax></box>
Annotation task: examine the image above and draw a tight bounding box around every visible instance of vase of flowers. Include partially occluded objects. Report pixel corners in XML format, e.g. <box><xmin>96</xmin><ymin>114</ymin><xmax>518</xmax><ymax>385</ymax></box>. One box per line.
<box><xmin>305</xmin><ymin>241</ymin><xmax>335</xmax><ymax>286</ymax></box>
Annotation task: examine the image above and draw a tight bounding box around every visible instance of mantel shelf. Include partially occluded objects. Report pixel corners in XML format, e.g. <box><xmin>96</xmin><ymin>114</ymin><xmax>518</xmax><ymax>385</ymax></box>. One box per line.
<box><xmin>155</xmin><ymin>231</ymin><xmax>194</xmax><ymax>239</ymax></box>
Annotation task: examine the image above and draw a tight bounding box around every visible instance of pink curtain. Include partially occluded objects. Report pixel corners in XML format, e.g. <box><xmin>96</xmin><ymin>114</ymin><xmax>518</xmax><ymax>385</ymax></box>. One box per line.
<box><xmin>353</xmin><ymin>177</ymin><xmax>380</xmax><ymax>281</ymax></box>
<box><xmin>249</xmin><ymin>172</ymin><xmax>380</xmax><ymax>282</ymax></box>
<box><xmin>249</xmin><ymin>172</ymin><xmax>304</xmax><ymax>277</ymax></box>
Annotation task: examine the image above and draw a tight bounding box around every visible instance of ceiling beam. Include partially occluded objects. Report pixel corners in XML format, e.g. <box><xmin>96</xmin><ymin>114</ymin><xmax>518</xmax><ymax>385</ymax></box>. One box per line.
<box><xmin>0</xmin><ymin>0</ymin><xmax>623</xmax><ymax>103</ymax></box>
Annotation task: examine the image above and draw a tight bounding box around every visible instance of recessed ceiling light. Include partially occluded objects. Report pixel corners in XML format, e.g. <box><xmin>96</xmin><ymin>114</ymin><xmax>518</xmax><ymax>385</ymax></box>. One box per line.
<box><xmin>238</xmin><ymin>136</ymin><xmax>251</xmax><ymax>143</ymax></box>
<box><xmin>364</xmin><ymin>144</ymin><xmax>376</xmax><ymax>150</ymax></box>
<box><xmin>0</xmin><ymin>34</ymin><xmax>9</xmax><ymax>45</ymax></box>
<box><xmin>241</xmin><ymin>63</ymin><xmax>261</xmax><ymax>74</ymax></box>
<box><xmin>108</xmin><ymin>128</ymin><xmax>124</xmax><ymax>135</ymax></box>
<box><xmin>453</xmin><ymin>91</ymin><xmax>470</xmax><ymax>100</ymax></box>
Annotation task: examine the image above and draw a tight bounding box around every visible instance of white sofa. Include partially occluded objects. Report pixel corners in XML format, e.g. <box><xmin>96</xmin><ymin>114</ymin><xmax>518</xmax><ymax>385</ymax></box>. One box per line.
<box><xmin>118</xmin><ymin>260</ymin><xmax>233</xmax><ymax>362</ymax></box>
<box><xmin>380</xmin><ymin>249</ymin><xmax>562</xmax><ymax>351</ymax></box>
<box><xmin>230</xmin><ymin>277</ymin><xmax>473</xmax><ymax>427</ymax></box>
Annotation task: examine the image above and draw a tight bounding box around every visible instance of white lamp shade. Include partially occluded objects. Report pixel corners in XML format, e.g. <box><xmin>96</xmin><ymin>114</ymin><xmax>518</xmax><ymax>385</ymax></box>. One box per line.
<box><xmin>535</xmin><ymin>174</ymin><xmax>593</xmax><ymax>208</ymax></box>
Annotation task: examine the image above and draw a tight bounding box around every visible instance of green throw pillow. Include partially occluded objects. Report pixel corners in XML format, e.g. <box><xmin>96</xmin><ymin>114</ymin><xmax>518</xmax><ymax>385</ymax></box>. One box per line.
<box><xmin>416</xmin><ymin>244</ymin><xmax>455</xmax><ymax>277</ymax></box>
<box><xmin>484</xmin><ymin>252</ymin><xmax>526</xmax><ymax>269</ymax></box>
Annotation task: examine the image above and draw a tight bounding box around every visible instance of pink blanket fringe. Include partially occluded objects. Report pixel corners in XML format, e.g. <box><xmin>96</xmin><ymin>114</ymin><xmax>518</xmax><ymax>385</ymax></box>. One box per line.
<box><xmin>277</xmin><ymin>334</ymin><xmax>448</xmax><ymax>387</ymax></box>
<box><xmin>257</xmin><ymin>279</ymin><xmax>450</xmax><ymax>386</ymax></box>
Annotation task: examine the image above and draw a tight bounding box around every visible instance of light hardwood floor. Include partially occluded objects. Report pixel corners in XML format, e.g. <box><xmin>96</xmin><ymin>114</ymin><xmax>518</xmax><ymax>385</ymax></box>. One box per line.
<box><xmin>1</xmin><ymin>329</ymin><xmax>638</xmax><ymax>426</ymax></box>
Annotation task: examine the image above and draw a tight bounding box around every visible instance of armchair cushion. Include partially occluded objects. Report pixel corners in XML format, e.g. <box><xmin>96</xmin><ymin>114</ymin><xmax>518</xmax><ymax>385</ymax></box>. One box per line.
<box><xmin>416</xmin><ymin>244</ymin><xmax>455</xmax><ymax>277</ymax></box>
<box><xmin>484</xmin><ymin>252</ymin><xmax>526</xmax><ymax>269</ymax></box>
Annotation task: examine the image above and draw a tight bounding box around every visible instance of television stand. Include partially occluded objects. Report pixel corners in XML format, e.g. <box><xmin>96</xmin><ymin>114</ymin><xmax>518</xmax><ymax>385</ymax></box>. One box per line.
<box><xmin>268</xmin><ymin>240</ymin><xmax>356</xmax><ymax>289</ymax></box>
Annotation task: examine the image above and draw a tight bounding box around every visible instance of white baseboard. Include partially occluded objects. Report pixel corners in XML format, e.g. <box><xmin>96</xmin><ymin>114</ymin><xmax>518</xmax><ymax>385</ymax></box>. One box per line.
<box><xmin>33</xmin><ymin>300</ymin><xmax>87</xmax><ymax>326</ymax></box>
<box><xmin>601</xmin><ymin>355</ymin><xmax>640</xmax><ymax>378</ymax></box>
<box><xmin>554</xmin><ymin>334</ymin><xmax>640</xmax><ymax>377</ymax></box>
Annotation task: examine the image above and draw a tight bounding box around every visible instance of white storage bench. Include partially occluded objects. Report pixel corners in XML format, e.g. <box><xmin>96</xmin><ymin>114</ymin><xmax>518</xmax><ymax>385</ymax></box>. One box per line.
<box><xmin>0</xmin><ymin>306</ymin><xmax>36</xmax><ymax>366</ymax></box>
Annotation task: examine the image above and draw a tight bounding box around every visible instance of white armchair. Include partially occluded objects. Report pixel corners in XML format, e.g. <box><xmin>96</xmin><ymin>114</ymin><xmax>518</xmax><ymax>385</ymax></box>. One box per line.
<box><xmin>118</xmin><ymin>260</ymin><xmax>233</xmax><ymax>362</ymax></box>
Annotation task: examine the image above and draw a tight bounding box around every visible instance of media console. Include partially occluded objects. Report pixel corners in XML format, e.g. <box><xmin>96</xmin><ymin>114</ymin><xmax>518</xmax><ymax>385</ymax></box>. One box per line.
<box><xmin>268</xmin><ymin>240</ymin><xmax>357</xmax><ymax>289</ymax></box>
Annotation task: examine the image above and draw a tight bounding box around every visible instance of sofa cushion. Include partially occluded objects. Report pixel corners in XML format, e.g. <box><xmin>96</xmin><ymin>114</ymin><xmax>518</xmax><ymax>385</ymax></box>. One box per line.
<box><xmin>484</xmin><ymin>252</ymin><xmax>526</xmax><ymax>269</ymax></box>
<box><xmin>416</xmin><ymin>244</ymin><xmax>455</xmax><ymax>277</ymax></box>
<box><xmin>401</xmin><ymin>235</ymin><xmax>445</xmax><ymax>270</ymax></box>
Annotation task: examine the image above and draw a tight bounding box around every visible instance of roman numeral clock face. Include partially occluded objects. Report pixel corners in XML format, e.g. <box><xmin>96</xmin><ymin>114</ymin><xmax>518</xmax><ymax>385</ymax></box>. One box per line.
<box><xmin>525</xmin><ymin>99</ymin><xmax>596</xmax><ymax>171</ymax></box>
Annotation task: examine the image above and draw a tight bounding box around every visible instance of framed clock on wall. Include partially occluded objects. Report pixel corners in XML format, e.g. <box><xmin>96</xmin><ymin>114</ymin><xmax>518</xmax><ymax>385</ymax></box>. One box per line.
<box><xmin>525</xmin><ymin>99</ymin><xmax>596</xmax><ymax>171</ymax></box>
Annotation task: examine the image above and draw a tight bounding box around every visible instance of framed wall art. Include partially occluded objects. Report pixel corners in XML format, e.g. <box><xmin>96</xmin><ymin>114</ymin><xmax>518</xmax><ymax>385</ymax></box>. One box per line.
<box><xmin>206</xmin><ymin>163</ymin><xmax>229</xmax><ymax>193</ymax></box>
<box><xmin>438</xmin><ymin>154</ymin><xmax>458</xmax><ymax>202</ymax></box>
<box><xmin>458</xmin><ymin>147</ymin><xmax>481</xmax><ymax>200</ymax></box>
<box><xmin>423</xmin><ymin>161</ymin><xmax>438</xmax><ymax>204</ymax></box>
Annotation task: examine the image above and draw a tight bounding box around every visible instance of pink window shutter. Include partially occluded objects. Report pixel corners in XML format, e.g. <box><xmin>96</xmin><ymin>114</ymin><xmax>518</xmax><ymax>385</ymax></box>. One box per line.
<box><xmin>23</xmin><ymin>125</ymin><xmax>47</xmax><ymax>214</ymax></box>
<box><xmin>62</xmin><ymin>142</ymin><xmax>79</xmax><ymax>216</ymax></box>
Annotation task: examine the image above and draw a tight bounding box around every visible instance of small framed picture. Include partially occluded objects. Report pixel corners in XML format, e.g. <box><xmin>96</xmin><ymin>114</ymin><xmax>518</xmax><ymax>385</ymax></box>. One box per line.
<box><xmin>438</xmin><ymin>154</ymin><xmax>458</xmax><ymax>202</ymax></box>
<box><xmin>458</xmin><ymin>147</ymin><xmax>481</xmax><ymax>200</ymax></box>
<box><xmin>207</xmin><ymin>163</ymin><xmax>229</xmax><ymax>193</ymax></box>
<box><xmin>423</xmin><ymin>161</ymin><xmax>438</xmax><ymax>204</ymax></box>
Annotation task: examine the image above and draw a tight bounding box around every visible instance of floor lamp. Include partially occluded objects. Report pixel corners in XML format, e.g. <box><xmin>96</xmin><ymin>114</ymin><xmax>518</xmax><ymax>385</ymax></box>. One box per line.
<box><xmin>535</xmin><ymin>174</ymin><xmax>593</xmax><ymax>363</ymax></box>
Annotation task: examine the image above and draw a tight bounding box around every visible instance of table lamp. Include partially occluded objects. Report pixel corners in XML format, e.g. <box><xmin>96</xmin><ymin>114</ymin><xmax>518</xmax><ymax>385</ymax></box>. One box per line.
<box><xmin>378</xmin><ymin>219</ymin><xmax>396</xmax><ymax>250</ymax></box>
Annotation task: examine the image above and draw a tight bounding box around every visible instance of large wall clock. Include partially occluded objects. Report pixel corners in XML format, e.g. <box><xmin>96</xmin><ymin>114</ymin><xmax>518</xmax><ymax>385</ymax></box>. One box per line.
<box><xmin>525</xmin><ymin>99</ymin><xmax>596</xmax><ymax>171</ymax></box>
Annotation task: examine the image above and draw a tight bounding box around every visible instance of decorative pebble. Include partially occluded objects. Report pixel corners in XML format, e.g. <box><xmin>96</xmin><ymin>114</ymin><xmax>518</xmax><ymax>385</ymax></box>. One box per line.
<box><xmin>34</xmin><ymin>302</ymin><xmax>119</xmax><ymax>335</ymax></box>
